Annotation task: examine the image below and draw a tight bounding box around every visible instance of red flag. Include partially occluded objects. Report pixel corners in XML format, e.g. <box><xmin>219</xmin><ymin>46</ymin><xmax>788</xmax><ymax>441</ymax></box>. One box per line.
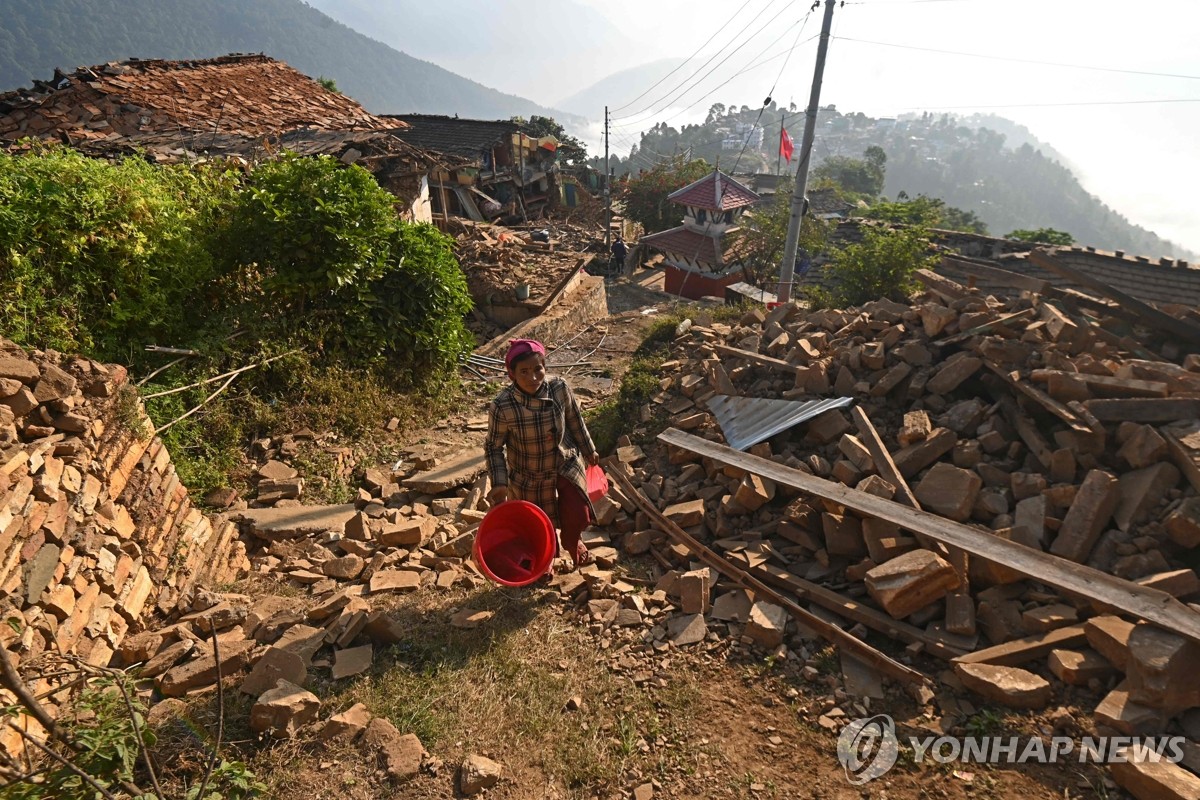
<box><xmin>779</xmin><ymin>127</ymin><xmax>794</xmax><ymax>162</ymax></box>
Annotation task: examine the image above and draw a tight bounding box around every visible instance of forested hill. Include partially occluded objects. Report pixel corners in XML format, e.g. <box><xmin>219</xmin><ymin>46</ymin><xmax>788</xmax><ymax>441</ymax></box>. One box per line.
<box><xmin>605</xmin><ymin>104</ymin><xmax>1194</xmax><ymax>260</ymax></box>
<box><xmin>0</xmin><ymin>0</ymin><xmax>572</xmax><ymax>121</ymax></box>
<box><xmin>877</xmin><ymin>112</ymin><xmax>1195</xmax><ymax>261</ymax></box>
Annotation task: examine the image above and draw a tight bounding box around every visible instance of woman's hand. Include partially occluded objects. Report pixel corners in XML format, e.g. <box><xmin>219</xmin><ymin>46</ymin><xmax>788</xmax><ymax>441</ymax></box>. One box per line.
<box><xmin>487</xmin><ymin>485</ymin><xmax>508</xmax><ymax>506</ymax></box>
<box><xmin>587</xmin><ymin>452</ymin><xmax>600</xmax><ymax>467</ymax></box>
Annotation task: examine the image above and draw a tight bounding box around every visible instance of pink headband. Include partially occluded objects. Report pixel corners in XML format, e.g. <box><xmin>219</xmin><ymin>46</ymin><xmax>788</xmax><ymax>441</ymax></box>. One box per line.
<box><xmin>505</xmin><ymin>338</ymin><xmax>546</xmax><ymax>370</ymax></box>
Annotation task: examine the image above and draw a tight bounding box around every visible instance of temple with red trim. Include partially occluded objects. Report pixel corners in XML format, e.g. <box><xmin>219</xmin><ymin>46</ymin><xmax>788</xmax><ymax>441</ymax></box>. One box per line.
<box><xmin>640</xmin><ymin>168</ymin><xmax>761</xmax><ymax>300</ymax></box>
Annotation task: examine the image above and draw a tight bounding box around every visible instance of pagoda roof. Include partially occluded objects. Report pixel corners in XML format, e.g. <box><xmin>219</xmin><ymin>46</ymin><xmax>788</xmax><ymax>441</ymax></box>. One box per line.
<box><xmin>667</xmin><ymin>169</ymin><xmax>760</xmax><ymax>211</ymax></box>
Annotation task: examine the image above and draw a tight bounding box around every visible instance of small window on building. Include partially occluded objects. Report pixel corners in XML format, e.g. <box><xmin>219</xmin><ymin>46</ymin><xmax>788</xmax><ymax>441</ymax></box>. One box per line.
<box><xmin>695</xmin><ymin>209</ymin><xmax>707</xmax><ymax>224</ymax></box>
<box><xmin>724</xmin><ymin>210</ymin><xmax>734</xmax><ymax>224</ymax></box>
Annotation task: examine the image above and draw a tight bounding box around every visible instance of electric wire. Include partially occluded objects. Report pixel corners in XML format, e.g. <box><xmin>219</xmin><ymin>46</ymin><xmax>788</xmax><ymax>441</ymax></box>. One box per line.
<box><xmin>834</xmin><ymin>36</ymin><xmax>1200</xmax><ymax>81</ymax></box>
<box><xmin>612</xmin><ymin>0</ymin><xmax>790</xmax><ymax>123</ymax></box>
<box><xmin>609</xmin><ymin>0</ymin><xmax>760</xmax><ymax>113</ymax></box>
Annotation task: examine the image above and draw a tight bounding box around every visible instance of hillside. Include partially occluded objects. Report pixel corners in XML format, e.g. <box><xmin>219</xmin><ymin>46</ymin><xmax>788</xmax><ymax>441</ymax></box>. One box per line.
<box><xmin>556</xmin><ymin>57</ymin><xmax>688</xmax><ymax>118</ymax></box>
<box><xmin>608</xmin><ymin>104</ymin><xmax>1196</xmax><ymax>261</ymax></box>
<box><xmin>305</xmin><ymin>0</ymin><xmax>625</xmax><ymax>104</ymax></box>
<box><xmin>0</xmin><ymin>0</ymin><xmax>575</xmax><ymax>122</ymax></box>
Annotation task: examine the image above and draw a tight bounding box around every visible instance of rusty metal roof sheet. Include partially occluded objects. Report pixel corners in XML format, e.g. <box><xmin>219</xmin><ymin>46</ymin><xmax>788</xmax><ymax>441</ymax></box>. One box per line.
<box><xmin>706</xmin><ymin>395</ymin><xmax>855</xmax><ymax>451</ymax></box>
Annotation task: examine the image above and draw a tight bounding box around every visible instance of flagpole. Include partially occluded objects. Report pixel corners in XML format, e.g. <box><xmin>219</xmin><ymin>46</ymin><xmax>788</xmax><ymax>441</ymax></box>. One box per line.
<box><xmin>777</xmin><ymin>112</ymin><xmax>785</xmax><ymax>176</ymax></box>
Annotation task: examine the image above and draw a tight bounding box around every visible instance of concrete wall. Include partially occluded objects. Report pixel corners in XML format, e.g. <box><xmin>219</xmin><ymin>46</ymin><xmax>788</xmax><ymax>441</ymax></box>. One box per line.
<box><xmin>0</xmin><ymin>343</ymin><xmax>247</xmax><ymax>749</ymax></box>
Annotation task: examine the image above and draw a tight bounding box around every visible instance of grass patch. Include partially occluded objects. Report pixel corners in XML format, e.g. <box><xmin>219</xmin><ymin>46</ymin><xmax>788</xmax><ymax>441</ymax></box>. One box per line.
<box><xmin>232</xmin><ymin>585</ymin><xmax>711</xmax><ymax>797</ymax></box>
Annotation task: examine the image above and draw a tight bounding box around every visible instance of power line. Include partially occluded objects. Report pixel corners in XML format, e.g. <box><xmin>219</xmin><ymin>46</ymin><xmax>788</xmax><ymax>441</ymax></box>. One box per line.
<box><xmin>834</xmin><ymin>36</ymin><xmax>1200</xmax><ymax>80</ymax></box>
<box><xmin>610</xmin><ymin>0</ymin><xmax>760</xmax><ymax>113</ymax></box>
<box><xmin>654</xmin><ymin>32</ymin><xmax>820</xmax><ymax>128</ymax></box>
<box><xmin>889</xmin><ymin>96</ymin><xmax>1200</xmax><ymax>110</ymax></box>
<box><xmin>612</xmin><ymin>0</ymin><xmax>790</xmax><ymax>123</ymax></box>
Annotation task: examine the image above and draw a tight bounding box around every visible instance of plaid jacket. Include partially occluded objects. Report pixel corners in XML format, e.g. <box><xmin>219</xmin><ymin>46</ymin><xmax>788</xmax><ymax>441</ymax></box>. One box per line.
<box><xmin>485</xmin><ymin>376</ymin><xmax>597</xmax><ymax>526</ymax></box>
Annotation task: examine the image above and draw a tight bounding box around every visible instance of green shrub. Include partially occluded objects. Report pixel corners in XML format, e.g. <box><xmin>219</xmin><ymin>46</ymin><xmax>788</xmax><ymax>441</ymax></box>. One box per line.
<box><xmin>222</xmin><ymin>153</ymin><xmax>398</xmax><ymax>311</ymax></box>
<box><xmin>0</xmin><ymin>143</ymin><xmax>236</xmax><ymax>359</ymax></box>
<box><xmin>828</xmin><ymin>225</ymin><xmax>938</xmax><ymax>306</ymax></box>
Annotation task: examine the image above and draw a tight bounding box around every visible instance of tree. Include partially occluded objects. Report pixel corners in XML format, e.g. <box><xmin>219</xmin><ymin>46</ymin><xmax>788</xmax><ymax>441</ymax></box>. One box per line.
<box><xmin>812</xmin><ymin>148</ymin><xmax>885</xmax><ymax>197</ymax></box>
<box><xmin>1005</xmin><ymin>227</ymin><xmax>1073</xmax><ymax>246</ymax></box>
<box><xmin>317</xmin><ymin>75</ymin><xmax>339</xmax><ymax>94</ymax></box>
<box><xmin>828</xmin><ymin>225</ymin><xmax>939</xmax><ymax>306</ymax></box>
<box><xmin>513</xmin><ymin>115</ymin><xmax>588</xmax><ymax>165</ymax></box>
<box><xmin>621</xmin><ymin>156</ymin><xmax>711</xmax><ymax>233</ymax></box>
<box><xmin>735</xmin><ymin>177</ymin><xmax>830</xmax><ymax>286</ymax></box>
<box><xmin>864</xmin><ymin>195</ymin><xmax>987</xmax><ymax>235</ymax></box>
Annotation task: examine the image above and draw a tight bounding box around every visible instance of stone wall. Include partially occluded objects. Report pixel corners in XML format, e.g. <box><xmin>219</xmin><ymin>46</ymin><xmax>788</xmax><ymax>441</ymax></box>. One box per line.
<box><xmin>0</xmin><ymin>341</ymin><xmax>248</xmax><ymax>748</ymax></box>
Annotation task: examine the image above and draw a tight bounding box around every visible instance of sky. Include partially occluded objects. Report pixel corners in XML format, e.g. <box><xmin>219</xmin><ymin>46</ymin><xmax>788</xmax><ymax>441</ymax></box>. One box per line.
<box><xmin>570</xmin><ymin>0</ymin><xmax>1200</xmax><ymax>255</ymax></box>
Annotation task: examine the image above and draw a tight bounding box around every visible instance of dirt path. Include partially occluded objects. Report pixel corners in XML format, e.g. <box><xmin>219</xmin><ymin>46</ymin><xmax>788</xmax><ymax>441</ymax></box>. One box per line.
<box><xmin>221</xmin><ymin>280</ymin><xmax>1113</xmax><ymax>800</ymax></box>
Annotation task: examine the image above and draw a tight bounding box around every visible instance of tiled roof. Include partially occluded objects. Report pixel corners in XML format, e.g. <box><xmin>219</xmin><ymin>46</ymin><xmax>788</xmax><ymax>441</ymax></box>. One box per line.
<box><xmin>808</xmin><ymin>187</ymin><xmax>853</xmax><ymax>216</ymax></box>
<box><xmin>69</xmin><ymin>127</ymin><xmax>430</xmax><ymax>168</ymax></box>
<box><xmin>667</xmin><ymin>169</ymin><xmax>760</xmax><ymax>211</ymax></box>
<box><xmin>0</xmin><ymin>54</ymin><xmax>394</xmax><ymax>145</ymax></box>
<box><xmin>387</xmin><ymin>114</ymin><xmax>519</xmax><ymax>164</ymax></box>
<box><xmin>641</xmin><ymin>226</ymin><xmax>745</xmax><ymax>267</ymax></box>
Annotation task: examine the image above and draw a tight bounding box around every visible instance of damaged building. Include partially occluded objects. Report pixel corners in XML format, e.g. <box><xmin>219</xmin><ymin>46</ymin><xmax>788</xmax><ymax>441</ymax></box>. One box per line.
<box><xmin>388</xmin><ymin>114</ymin><xmax>561</xmax><ymax>225</ymax></box>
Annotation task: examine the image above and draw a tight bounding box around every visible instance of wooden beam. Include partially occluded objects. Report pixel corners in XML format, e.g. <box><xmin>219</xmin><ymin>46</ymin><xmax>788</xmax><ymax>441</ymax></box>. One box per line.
<box><xmin>657</xmin><ymin>427</ymin><xmax>1200</xmax><ymax>645</ymax></box>
<box><xmin>605</xmin><ymin>464</ymin><xmax>929</xmax><ymax>686</ymax></box>
<box><xmin>951</xmin><ymin>625</ymin><xmax>1087</xmax><ymax>667</ymax></box>
<box><xmin>983</xmin><ymin>360</ymin><xmax>1093</xmax><ymax>434</ymax></box>
<box><xmin>939</xmin><ymin>255</ymin><xmax>1051</xmax><ymax>294</ymax></box>
<box><xmin>1030</xmin><ymin>370</ymin><xmax>1169</xmax><ymax>398</ymax></box>
<box><xmin>1084</xmin><ymin>398</ymin><xmax>1200</xmax><ymax>423</ymax></box>
<box><xmin>1163</xmin><ymin>422</ymin><xmax>1200</xmax><ymax>494</ymax></box>
<box><xmin>750</xmin><ymin>562</ymin><xmax>972</xmax><ymax>661</ymax></box>
<box><xmin>932</xmin><ymin>308</ymin><xmax>1036</xmax><ymax>348</ymax></box>
<box><xmin>1027</xmin><ymin>249</ymin><xmax>1200</xmax><ymax>345</ymax></box>
<box><xmin>850</xmin><ymin>406</ymin><xmax>919</xmax><ymax>509</ymax></box>
<box><xmin>712</xmin><ymin>344</ymin><xmax>802</xmax><ymax>378</ymax></box>
<box><xmin>915</xmin><ymin>269</ymin><xmax>969</xmax><ymax>302</ymax></box>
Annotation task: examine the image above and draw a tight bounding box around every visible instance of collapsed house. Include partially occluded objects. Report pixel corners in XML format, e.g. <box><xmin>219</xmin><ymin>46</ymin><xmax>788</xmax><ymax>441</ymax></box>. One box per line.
<box><xmin>0</xmin><ymin>54</ymin><xmax>437</xmax><ymax>222</ymax></box>
<box><xmin>388</xmin><ymin>114</ymin><xmax>562</xmax><ymax>224</ymax></box>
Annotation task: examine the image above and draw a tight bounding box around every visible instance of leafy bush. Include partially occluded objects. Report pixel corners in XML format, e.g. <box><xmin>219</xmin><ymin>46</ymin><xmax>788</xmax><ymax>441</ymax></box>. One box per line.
<box><xmin>864</xmin><ymin>194</ymin><xmax>988</xmax><ymax>235</ymax></box>
<box><xmin>1005</xmin><ymin>227</ymin><xmax>1073</xmax><ymax>246</ymax></box>
<box><xmin>621</xmin><ymin>155</ymin><xmax>711</xmax><ymax>233</ymax></box>
<box><xmin>0</xmin><ymin>143</ymin><xmax>236</xmax><ymax>359</ymax></box>
<box><xmin>828</xmin><ymin>225</ymin><xmax>938</xmax><ymax>306</ymax></box>
<box><xmin>222</xmin><ymin>153</ymin><xmax>399</xmax><ymax>311</ymax></box>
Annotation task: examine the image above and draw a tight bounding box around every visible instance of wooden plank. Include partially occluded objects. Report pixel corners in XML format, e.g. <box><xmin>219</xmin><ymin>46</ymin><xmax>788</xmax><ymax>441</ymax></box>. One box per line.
<box><xmin>658</xmin><ymin>427</ymin><xmax>1200</xmax><ymax>645</ymax></box>
<box><xmin>750</xmin><ymin>562</ymin><xmax>972</xmax><ymax>661</ymax></box>
<box><xmin>939</xmin><ymin>255</ymin><xmax>1051</xmax><ymax>294</ymax></box>
<box><xmin>932</xmin><ymin>308</ymin><xmax>1036</xmax><ymax>348</ymax></box>
<box><xmin>951</xmin><ymin>625</ymin><xmax>1087</xmax><ymax>667</ymax></box>
<box><xmin>996</xmin><ymin>396</ymin><xmax>1053</xmax><ymax>467</ymax></box>
<box><xmin>605</xmin><ymin>464</ymin><xmax>929</xmax><ymax>686</ymax></box>
<box><xmin>983</xmin><ymin>360</ymin><xmax>1093</xmax><ymax>434</ymax></box>
<box><xmin>712</xmin><ymin>344</ymin><xmax>802</xmax><ymax>377</ymax></box>
<box><xmin>915</xmin><ymin>269</ymin><xmax>969</xmax><ymax>302</ymax></box>
<box><xmin>1163</xmin><ymin>422</ymin><xmax>1200</xmax><ymax>494</ymax></box>
<box><xmin>1030</xmin><ymin>370</ymin><xmax>1169</xmax><ymax>398</ymax></box>
<box><xmin>1027</xmin><ymin>249</ymin><xmax>1200</xmax><ymax>345</ymax></box>
<box><xmin>1084</xmin><ymin>398</ymin><xmax>1200</xmax><ymax>423</ymax></box>
<box><xmin>850</xmin><ymin>406</ymin><xmax>919</xmax><ymax>510</ymax></box>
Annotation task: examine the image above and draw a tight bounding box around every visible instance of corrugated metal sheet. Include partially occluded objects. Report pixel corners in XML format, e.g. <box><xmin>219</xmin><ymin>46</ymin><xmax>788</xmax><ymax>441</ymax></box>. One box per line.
<box><xmin>706</xmin><ymin>395</ymin><xmax>855</xmax><ymax>451</ymax></box>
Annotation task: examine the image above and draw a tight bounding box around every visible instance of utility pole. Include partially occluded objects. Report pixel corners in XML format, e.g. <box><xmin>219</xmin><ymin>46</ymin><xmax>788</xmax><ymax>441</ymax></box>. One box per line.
<box><xmin>604</xmin><ymin>105</ymin><xmax>612</xmax><ymax>250</ymax></box>
<box><xmin>777</xmin><ymin>0</ymin><xmax>836</xmax><ymax>304</ymax></box>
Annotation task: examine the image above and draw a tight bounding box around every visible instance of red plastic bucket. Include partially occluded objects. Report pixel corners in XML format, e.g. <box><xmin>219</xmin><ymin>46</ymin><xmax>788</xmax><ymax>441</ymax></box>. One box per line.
<box><xmin>473</xmin><ymin>500</ymin><xmax>556</xmax><ymax>587</ymax></box>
